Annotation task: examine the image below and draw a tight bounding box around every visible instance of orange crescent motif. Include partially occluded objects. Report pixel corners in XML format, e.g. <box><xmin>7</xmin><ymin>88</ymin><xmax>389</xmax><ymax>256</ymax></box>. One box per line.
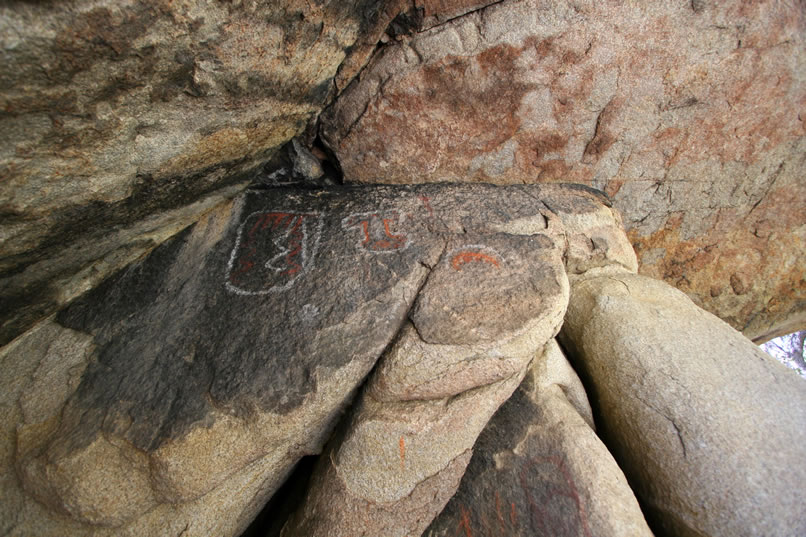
<box><xmin>451</xmin><ymin>251</ymin><xmax>500</xmax><ymax>271</ymax></box>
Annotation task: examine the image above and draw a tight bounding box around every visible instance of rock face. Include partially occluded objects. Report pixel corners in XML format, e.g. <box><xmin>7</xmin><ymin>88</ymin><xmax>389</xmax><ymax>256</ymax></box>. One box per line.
<box><xmin>277</xmin><ymin>182</ymin><xmax>640</xmax><ymax>537</ymax></box>
<box><xmin>321</xmin><ymin>0</ymin><xmax>806</xmax><ymax>341</ymax></box>
<box><xmin>0</xmin><ymin>0</ymin><xmax>403</xmax><ymax>347</ymax></box>
<box><xmin>424</xmin><ymin>340</ymin><xmax>654</xmax><ymax>537</ymax></box>
<box><xmin>278</xmin><ymin>182</ymin><xmax>642</xmax><ymax>537</ymax></box>
<box><xmin>1</xmin><ymin>182</ymin><xmax>633</xmax><ymax>537</ymax></box>
<box><xmin>560</xmin><ymin>272</ymin><xmax>806</xmax><ymax>537</ymax></box>
<box><xmin>281</xmin><ymin>234</ymin><xmax>569</xmax><ymax>537</ymax></box>
<box><xmin>3</xmin><ymin>2</ymin><xmax>805</xmax><ymax>536</ymax></box>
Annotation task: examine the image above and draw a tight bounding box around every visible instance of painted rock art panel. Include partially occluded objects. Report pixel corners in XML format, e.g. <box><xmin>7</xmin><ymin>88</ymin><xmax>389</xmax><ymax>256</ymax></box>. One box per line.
<box><xmin>411</xmin><ymin>234</ymin><xmax>565</xmax><ymax>345</ymax></box>
<box><xmin>3</xmin><ymin>182</ymin><xmax>634</xmax><ymax>537</ymax></box>
<box><xmin>518</xmin><ymin>456</ymin><xmax>591</xmax><ymax>537</ymax></box>
<box><xmin>278</xmin><ymin>227</ymin><xmax>572</xmax><ymax>537</ymax></box>
<box><xmin>226</xmin><ymin>212</ymin><xmax>323</xmax><ymax>294</ymax></box>
<box><xmin>437</xmin><ymin>455</ymin><xmax>591</xmax><ymax>537</ymax></box>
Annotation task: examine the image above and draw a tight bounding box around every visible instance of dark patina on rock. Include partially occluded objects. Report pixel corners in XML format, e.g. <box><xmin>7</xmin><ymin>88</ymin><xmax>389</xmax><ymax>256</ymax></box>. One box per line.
<box><xmin>51</xmin><ymin>186</ymin><xmax>446</xmax><ymax>452</ymax></box>
<box><xmin>0</xmin><ymin>0</ymin><xmax>412</xmax><ymax>349</ymax></box>
<box><xmin>9</xmin><ymin>182</ymin><xmax>628</xmax><ymax>535</ymax></box>
<box><xmin>423</xmin><ymin>341</ymin><xmax>653</xmax><ymax>537</ymax></box>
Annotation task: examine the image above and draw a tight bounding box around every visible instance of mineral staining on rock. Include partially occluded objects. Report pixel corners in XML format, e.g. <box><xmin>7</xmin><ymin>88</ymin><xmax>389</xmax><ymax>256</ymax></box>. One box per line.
<box><xmin>3</xmin><ymin>183</ymin><xmax>631</xmax><ymax>537</ymax></box>
<box><xmin>0</xmin><ymin>0</ymin><xmax>402</xmax><ymax>347</ymax></box>
<box><xmin>425</xmin><ymin>341</ymin><xmax>654</xmax><ymax>537</ymax></box>
<box><xmin>321</xmin><ymin>0</ymin><xmax>806</xmax><ymax>343</ymax></box>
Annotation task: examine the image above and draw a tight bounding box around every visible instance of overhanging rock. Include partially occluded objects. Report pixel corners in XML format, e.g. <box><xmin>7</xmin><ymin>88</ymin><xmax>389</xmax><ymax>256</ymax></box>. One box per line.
<box><xmin>320</xmin><ymin>0</ymin><xmax>806</xmax><ymax>342</ymax></box>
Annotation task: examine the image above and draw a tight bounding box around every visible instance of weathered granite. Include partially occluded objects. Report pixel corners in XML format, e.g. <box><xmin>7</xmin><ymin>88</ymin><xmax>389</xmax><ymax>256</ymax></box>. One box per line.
<box><xmin>278</xmin><ymin>184</ymin><xmax>636</xmax><ymax>536</ymax></box>
<box><xmin>2</xmin><ymin>3</ymin><xmax>802</xmax><ymax>535</ymax></box>
<box><xmin>425</xmin><ymin>340</ymin><xmax>654</xmax><ymax>537</ymax></box>
<box><xmin>321</xmin><ymin>0</ymin><xmax>806</xmax><ymax>341</ymax></box>
<box><xmin>1</xmin><ymin>182</ymin><xmax>628</xmax><ymax>537</ymax></box>
<box><xmin>280</xmin><ymin>235</ymin><xmax>569</xmax><ymax>537</ymax></box>
<box><xmin>0</xmin><ymin>0</ymin><xmax>407</xmax><ymax>347</ymax></box>
<box><xmin>560</xmin><ymin>272</ymin><xmax>806</xmax><ymax>537</ymax></box>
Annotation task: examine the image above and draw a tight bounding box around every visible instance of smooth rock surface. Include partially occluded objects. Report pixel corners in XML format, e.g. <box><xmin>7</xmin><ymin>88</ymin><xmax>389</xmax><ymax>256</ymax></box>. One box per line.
<box><xmin>322</xmin><ymin>0</ymin><xmax>806</xmax><ymax>341</ymax></box>
<box><xmin>0</xmin><ymin>0</ymin><xmax>401</xmax><ymax>347</ymax></box>
<box><xmin>560</xmin><ymin>272</ymin><xmax>806</xmax><ymax>537</ymax></box>
<box><xmin>425</xmin><ymin>340</ymin><xmax>654</xmax><ymax>537</ymax></box>
<box><xmin>1</xmin><ymin>182</ymin><xmax>627</xmax><ymax>537</ymax></box>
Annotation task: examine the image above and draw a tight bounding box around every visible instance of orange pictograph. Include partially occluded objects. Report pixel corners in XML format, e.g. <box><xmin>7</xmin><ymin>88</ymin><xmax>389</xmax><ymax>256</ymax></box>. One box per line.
<box><xmin>451</xmin><ymin>251</ymin><xmax>500</xmax><ymax>270</ymax></box>
<box><xmin>399</xmin><ymin>436</ymin><xmax>406</xmax><ymax>470</ymax></box>
<box><xmin>449</xmin><ymin>246</ymin><xmax>502</xmax><ymax>271</ymax></box>
<box><xmin>342</xmin><ymin>211</ymin><xmax>408</xmax><ymax>252</ymax></box>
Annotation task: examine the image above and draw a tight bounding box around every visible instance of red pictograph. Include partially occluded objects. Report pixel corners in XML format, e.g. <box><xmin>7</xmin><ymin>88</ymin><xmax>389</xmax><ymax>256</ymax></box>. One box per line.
<box><xmin>419</xmin><ymin>194</ymin><xmax>435</xmax><ymax>219</ymax></box>
<box><xmin>225</xmin><ymin>211</ymin><xmax>321</xmax><ymax>295</ymax></box>
<box><xmin>518</xmin><ymin>455</ymin><xmax>591</xmax><ymax>537</ymax></box>
<box><xmin>342</xmin><ymin>211</ymin><xmax>409</xmax><ymax>252</ymax></box>
<box><xmin>449</xmin><ymin>455</ymin><xmax>590</xmax><ymax>537</ymax></box>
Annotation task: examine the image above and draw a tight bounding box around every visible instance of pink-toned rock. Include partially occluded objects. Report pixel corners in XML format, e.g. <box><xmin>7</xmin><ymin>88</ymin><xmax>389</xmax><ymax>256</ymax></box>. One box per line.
<box><xmin>322</xmin><ymin>0</ymin><xmax>806</xmax><ymax>341</ymax></box>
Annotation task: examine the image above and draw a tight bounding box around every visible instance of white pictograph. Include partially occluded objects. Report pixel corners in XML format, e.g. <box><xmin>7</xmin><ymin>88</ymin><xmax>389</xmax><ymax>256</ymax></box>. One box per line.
<box><xmin>225</xmin><ymin>211</ymin><xmax>323</xmax><ymax>295</ymax></box>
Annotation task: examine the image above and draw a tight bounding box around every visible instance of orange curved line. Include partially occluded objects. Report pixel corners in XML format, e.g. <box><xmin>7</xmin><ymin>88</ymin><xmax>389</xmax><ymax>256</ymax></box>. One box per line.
<box><xmin>451</xmin><ymin>251</ymin><xmax>500</xmax><ymax>271</ymax></box>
